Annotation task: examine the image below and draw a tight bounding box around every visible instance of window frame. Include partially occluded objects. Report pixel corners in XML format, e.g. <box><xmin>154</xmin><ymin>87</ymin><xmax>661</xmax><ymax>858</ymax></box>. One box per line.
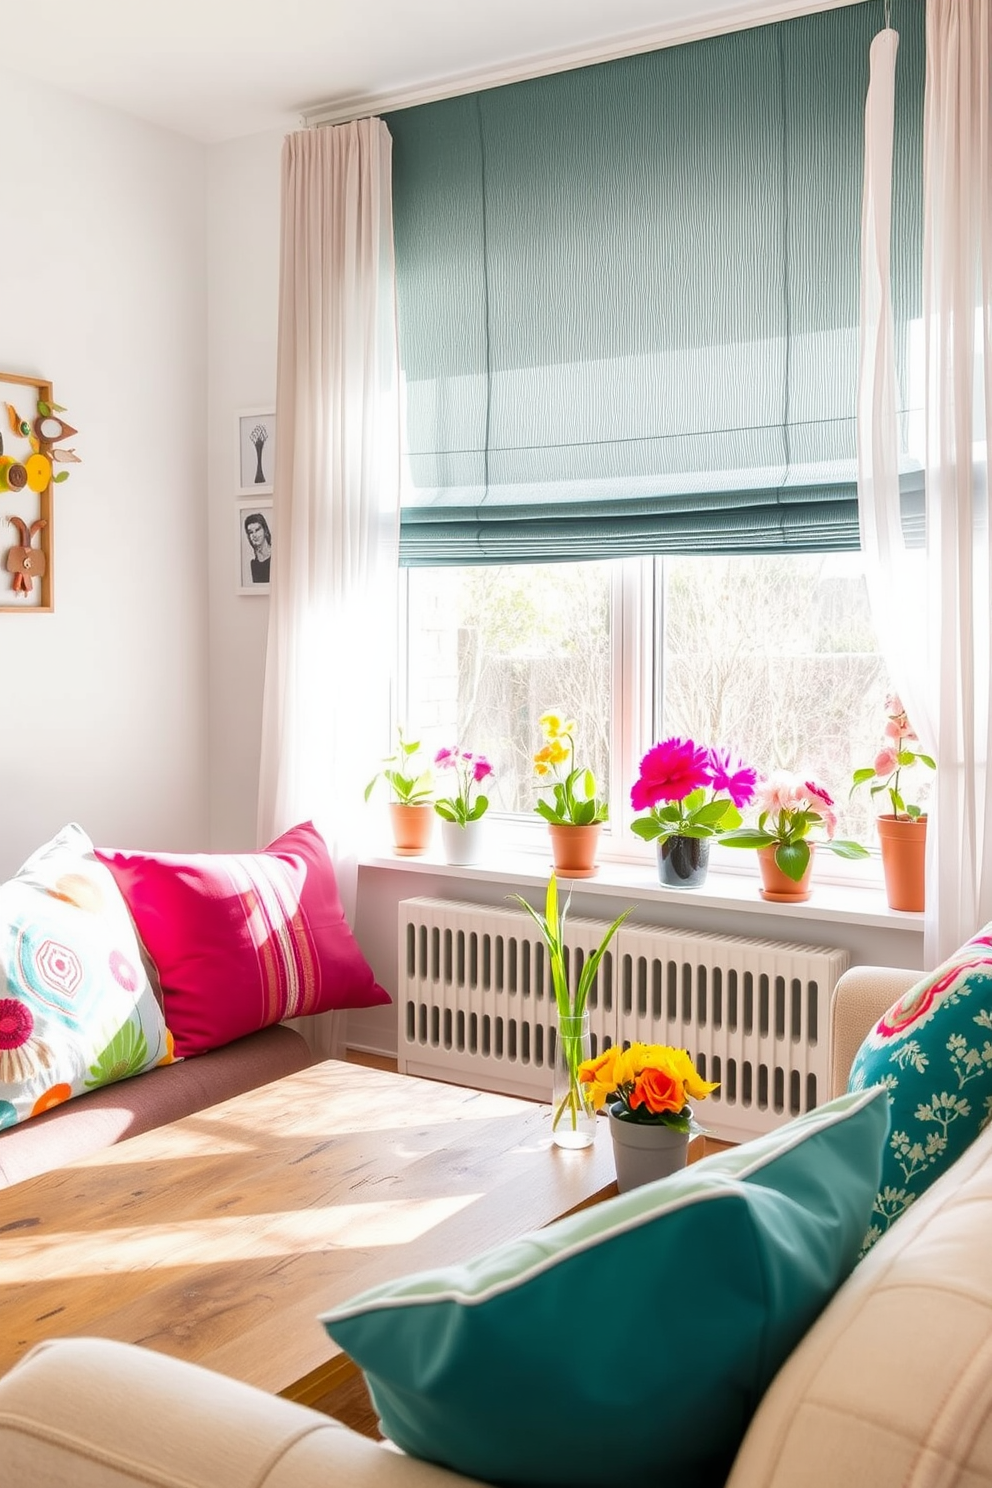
<box><xmin>397</xmin><ymin>555</ymin><xmax>887</xmax><ymax>888</ymax></box>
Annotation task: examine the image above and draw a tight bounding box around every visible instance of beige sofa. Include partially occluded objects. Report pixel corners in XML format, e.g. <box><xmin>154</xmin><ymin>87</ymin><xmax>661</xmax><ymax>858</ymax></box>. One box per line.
<box><xmin>1</xmin><ymin>964</ymin><xmax>990</xmax><ymax>1488</ymax></box>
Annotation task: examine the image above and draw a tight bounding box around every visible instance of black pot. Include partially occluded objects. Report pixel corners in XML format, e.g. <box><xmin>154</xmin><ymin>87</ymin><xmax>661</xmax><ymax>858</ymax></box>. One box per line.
<box><xmin>657</xmin><ymin>835</ymin><xmax>710</xmax><ymax>889</ymax></box>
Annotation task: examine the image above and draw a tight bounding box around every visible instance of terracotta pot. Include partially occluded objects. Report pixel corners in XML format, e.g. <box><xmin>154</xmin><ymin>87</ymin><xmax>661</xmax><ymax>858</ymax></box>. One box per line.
<box><xmin>877</xmin><ymin>814</ymin><xmax>927</xmax><ymax>912</ymax></box>
<box><xmin>388</xmin><ymin>802</ymin><xmax>435</xmax><ymax>856</ymax></box>
<box><xmin>757</xmin><ymin>844</ymin><xmax>815</xmax><ymax>903</ymax></box>
<box><xmin>548</xmin><ymin>822</ymin><xmax>602</xmax><ymax>879</ymax></box>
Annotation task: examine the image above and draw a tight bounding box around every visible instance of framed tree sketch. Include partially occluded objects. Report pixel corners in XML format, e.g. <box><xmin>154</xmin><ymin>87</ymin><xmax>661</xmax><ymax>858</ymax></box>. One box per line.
<box><xmin>236</xmin><ymin>498</ymin><xmax>273</xmax><ymax>595</ymax></box>
<box><xmin>237</xmin><ymin>408</ymin><xmax>275</xmax><ymax>495</ymax></box>
<box><xmin>0</xmin><ymin>371</ymin><xmax>80</xmax><ymax>614</ymax></box>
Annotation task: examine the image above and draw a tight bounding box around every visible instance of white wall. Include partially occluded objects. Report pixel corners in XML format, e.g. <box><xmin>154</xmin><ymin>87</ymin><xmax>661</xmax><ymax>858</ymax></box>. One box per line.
<box><xmin>205</xmin><ymin>129</ymin><xmax>283</xmax><ymax>851</ymax></box>
<box><xmin>0</xmin><ymin>70</ymin><xmax>208</xmax><ymax>878</ymax></box>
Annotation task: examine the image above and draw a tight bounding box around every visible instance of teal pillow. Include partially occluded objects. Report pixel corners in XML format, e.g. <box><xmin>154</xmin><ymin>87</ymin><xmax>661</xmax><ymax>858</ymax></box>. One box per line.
<box><xmin>321</xmin><ymin>1087</ymin><xmax>889</xmax><ymax>1488</ymax></box>
<box><xmin>849</xmin><ymin>921</ymin><xmax>992</xmax><ymax>1251</ymax></box>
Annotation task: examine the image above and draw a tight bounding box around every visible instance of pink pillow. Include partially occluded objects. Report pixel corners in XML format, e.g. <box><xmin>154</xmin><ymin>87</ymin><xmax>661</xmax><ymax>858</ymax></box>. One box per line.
<box><xmin>96</xmin><ymin>822</ymin><xmax>390</xmax><ymax>1057</ymax></box>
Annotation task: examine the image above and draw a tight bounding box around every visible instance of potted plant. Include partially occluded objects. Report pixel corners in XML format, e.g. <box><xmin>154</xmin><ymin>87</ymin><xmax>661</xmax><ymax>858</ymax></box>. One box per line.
<box><xmin>577</xmin><ymin>1041</ymin><xmax>718</xmax><ymax>1192</ymax></box>
<box><xmin>511</xmin><ymin>873</ymin><xmax>633</xmax><ymax>1148</ymax></box>
<box><xmin>433</xmin><ymin>746</ymin><xmax>494</xmax><ymax>866</ymax></box>
<box><xmin>629</xmin><ymin>737</ymin><xmax>757</xmax><ymax>889</ymax></box>
<box><xmin>533</xmin><ymin>712</ymin><xmax>608</xmax><ymax>877</ymax></box>
<box><xmin>364</xmin><ymin>728</ymin><xmax>435</xmax><ymax>855</ymax></box>
<box><xmin>852</xmin><ymin>694</ymin><xmax>935</xmax><ymax>911</ymax></box>
<box><xmin>721</xmin><ymin>771</ymin><xmax>869</xmax><ymax>902</ymax></box>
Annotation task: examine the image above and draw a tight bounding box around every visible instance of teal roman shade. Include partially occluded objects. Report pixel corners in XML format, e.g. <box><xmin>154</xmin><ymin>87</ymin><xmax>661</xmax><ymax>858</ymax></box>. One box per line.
<box><xmin>386</xmin><ymin>0</ymin><xmax>923</xmax><ymax>566</ymax></box>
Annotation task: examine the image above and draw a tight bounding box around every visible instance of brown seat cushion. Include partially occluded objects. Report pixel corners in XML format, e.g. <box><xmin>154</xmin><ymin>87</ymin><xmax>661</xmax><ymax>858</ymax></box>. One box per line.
<box><xmin>0</xmin><ymin>1023</ymin><xmax>313</xmax><ymax>1188</ymax></box>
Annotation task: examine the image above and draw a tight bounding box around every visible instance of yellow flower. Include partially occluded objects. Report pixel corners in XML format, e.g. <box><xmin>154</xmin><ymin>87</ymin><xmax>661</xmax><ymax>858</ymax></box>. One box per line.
<box><xmin>539</xmin><ymin>712</ymin><xmax>576</xmax><ymax>741</ymax></box>
<box><xmin>533</xmin><ymin>739</ymin><xmax>568</xmax><ymax>772</ymax></box>
<box><xmin>578</xmin><ymin>1041</ymin><xmax>718</xmax><ymax>1112</ymax></box>
<box><xmin>578</xmin><ymin>1046</ymin><xmax>623</xmax><ymax>1110</ymax></box>
<box><xmin>664</xmin><ymin>1046</ymin><xmax>719</xmax><ymax>1100</ymax></box>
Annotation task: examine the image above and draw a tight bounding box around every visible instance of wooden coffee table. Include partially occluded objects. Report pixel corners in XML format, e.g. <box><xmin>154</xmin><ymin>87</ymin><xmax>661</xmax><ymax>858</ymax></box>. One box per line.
<box><xmin>0</xmin><ymin>1059</ymin><xmax>618</xmax><ymax>1419</ymax></box>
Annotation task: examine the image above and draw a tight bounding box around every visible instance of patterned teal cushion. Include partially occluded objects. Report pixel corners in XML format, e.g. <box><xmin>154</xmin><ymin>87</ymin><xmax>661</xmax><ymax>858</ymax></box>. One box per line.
<box><xmin>849</xmin><ymin>921</ymin><xmax>992</xmax><ymax>1250</ymax></box>
<box><xmin>321</xmin><ymin>1088</ymin><xmax>889</xmax><ymax>1488</ymax></box>
<box><xmin>0</xmin><ymin>824</ymin><xmax>176</xmax><ymax>1130</ymax></box>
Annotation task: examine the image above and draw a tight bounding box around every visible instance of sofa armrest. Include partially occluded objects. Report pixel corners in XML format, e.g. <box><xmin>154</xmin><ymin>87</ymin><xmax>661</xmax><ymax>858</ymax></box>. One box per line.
<box><xmin>0</xmin><ymin>1337</ymin><xmax>484</xmax><ymax>1488</ymax></box>
<box><xmin>828</xmin><ymin>965</ymin><xmax>920</xmax><ymax>1098</ymax></box>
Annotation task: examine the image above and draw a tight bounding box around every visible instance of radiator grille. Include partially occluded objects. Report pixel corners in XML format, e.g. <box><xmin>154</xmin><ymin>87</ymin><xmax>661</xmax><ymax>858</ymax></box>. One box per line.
<box><xmin>398</xmin><ymin>896</ymin><xmax>848</xmax><ymax>1141</ymax></box>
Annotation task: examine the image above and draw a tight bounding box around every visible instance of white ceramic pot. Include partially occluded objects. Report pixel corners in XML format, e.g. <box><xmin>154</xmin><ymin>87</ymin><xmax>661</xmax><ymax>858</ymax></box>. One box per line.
<box><xmin>608</xmin><ymin>1105</ymin><xmax>690</xmax><ymax>1192</ymax></box>
<box><xmin>440</xmin><ymin>817</ymin><xmax>486</xmax><ymax>866</ymax></box>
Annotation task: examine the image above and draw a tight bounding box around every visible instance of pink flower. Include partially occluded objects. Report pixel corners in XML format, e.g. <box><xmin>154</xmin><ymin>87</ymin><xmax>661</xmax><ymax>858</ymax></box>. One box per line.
<box><xmin>754</xmin><ymin>771</ymin><xmax>808</xmax><ymax>818</ymax></box>
<box><xmin>631</xmin><ymin>738</ymin><xmax>712</xmax><ymax>810</ymax></box>
<box><xmin>806</xmin><ymin>783</ymin><xmax>837</xmax><ymax>839</ymax></box>
<box><xmin>874</xmin><ymin>747</ymin><xmax>898</xmax><ymax>776</ymax></box>
<box><xmin>0</xmin><ymin>998</ymin><xmax>32</xmax><ymax>1051</ymax></box>
<box><xmin>434</xmin><ymin>747</ymin><xmax>457</xmax><ymax>768</ymax></box>
<box><xmin>471</xmin><ymin>756</ymin><xmax>493</xmax><ymax>783</ymax></box>
<box><xmin>707</xmin><ymin>748</ymin><xmax>757</xmax><ymax>808</ymax></box>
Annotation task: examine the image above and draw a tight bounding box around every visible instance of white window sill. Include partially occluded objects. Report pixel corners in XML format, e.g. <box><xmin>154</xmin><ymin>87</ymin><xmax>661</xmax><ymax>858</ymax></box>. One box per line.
<box><xmin>358</xmin><ymin>837</ymin><xmax>923</xmax><ymax>936</ymax></box>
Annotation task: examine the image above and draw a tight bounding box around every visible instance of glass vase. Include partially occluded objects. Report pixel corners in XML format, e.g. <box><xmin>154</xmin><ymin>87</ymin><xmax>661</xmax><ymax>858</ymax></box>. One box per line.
<box><xmin>656</xmin><ymin>835</ymin><xmax>710</xmax><ymax>889</ymax></box>
<box><xmin>551</xmin><ymin>1011</ymin><xmax>597</xmax><ymax>1149</ymax></box>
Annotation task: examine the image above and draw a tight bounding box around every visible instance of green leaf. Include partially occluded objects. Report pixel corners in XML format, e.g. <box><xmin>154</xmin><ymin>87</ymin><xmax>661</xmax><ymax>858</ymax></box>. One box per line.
<box><xmin>720</xmin><ymin>828</ymin><xmax>775</xmax><ymax>849</ymax></box>
<box><xmin>918</xmin><ymin>754</ymin><xmax>937</xmax><ymax>770</ymax></box>
<box><xmin>826</xmin><ymin>838</ymin><xmax>871</xmax><ymax>859</ymax></box>
<box><xmin>692</xmin><ymin>799</ymin><xmax>732</xmax><ymax>827</ymax></box>
<box><xmin>534</xmin><ymin>799</ymin><xmax>562</xmax><ymax>825</ymax></box>
<box><xmin>572</xmin><ymin>799</ymin><xmax>597</xmax><ymax>826</ymax></box>
<box><xmin>53</xmin><ymin>470</ymin><xmax>69</xmax><ymax>482</ymax></box>
<box><xmin>851</xmin><ymin>767</ymin><xmax>876</xmax><ymax>789</ymax></box>
<box><xmin>434</xmin><ymin>802</ymin><xmax>458</xmax><ymax>822</ymax></box>
<box><xmin>574</xmin><ymin>904</ymin><xmax>636</xmax><ymax>1016</ymax></box>
<box><xmin>466</xmin><ymin>796</ymin><xmax>488</xmax><ymax>821</ymax></box>
<box><xmin>630</xmin><ymin>817</ymin><xmax>662</xmax><ymax>841</ymax></box>
<box><xmin>682</xmin><ymin>788</ymin><xmax>707</xmax><ymax>811</ymax></box>
<box><xmin>579</xmin><ymin>768</ymin><xmax>595</xmax><ymax>801</ymax></box>
<box><xmin>775</xmin><ymin>841</ymin><xmax>810</xmax><ymax>882</ymax></box>
<box><xmin>37</xmin><ymin>400</ymin><xmax>51</xmax><ymax>417</ymax></box>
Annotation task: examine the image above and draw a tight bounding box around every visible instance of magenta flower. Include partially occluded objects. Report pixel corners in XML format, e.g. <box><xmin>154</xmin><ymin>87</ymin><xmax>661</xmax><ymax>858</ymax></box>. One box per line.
<box><xmin>805</xmin><ymin>781</ymin><xmax>837</xmax><ymax>838</ymax></box>
<box><xmin>631</xmin><ymin>737</ymin><xmax>711</xmax><ymax>811</ymax></box>
<box><xmin>433</xmin><ymin>744</ymin><xmax>494</xmax><ymax>825</ymax></box>
<box><xmin>707</xmin><ymin>748</ymin><xmax>757</xmax><ymax>809</ymax></box>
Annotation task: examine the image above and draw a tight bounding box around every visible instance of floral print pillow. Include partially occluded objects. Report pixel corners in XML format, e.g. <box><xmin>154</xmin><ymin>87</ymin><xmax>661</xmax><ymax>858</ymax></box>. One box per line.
<box><xmin>849</xmin><ymin>922</ymin><xmax>992</xmax><ymax>1251</ymax></box>
<box><xmin>0</xmin><ymin>824</ymin><xmax>176</xmax><ymax>1131</ymax></box>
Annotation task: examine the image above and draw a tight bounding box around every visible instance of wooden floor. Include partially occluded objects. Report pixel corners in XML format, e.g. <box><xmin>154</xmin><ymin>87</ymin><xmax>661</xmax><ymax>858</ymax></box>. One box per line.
<box><xmin>327</xmin><ymin>1047</ymin><xmax>733</xmax><ymax>1439</ymax></box>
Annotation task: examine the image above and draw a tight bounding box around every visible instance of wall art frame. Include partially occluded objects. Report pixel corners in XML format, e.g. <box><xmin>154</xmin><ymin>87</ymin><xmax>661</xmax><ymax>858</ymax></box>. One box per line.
<box><xmin>236</xmin><ymin>497</ymin><xmax>273</xmax><ymax>595</ymax></box>
<box><xmin>0</xmin><ymin>371</ymin><xmax>56</xmax><ymax>614</ymax></box>
<box><xmin>236</xmin><ymin>407</ymin><xmax>276</xmax><ymax>495</ymax></box>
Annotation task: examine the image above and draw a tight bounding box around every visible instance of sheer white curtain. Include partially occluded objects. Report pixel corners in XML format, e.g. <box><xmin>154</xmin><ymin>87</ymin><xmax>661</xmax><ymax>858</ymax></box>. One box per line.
<box><xmin>258</xmin><ymin>120</ymin><xmax>400</xmax><ymax>1053</ymax></box>
<box><xmin>859</xmin><ymin>1</ymin><xmax>992</xmax><ymax>963</ymax></box>
<box><xmin>921</xmin><ymin>0</ymin><xmax>992</xmax><ymax>959</ymax></box>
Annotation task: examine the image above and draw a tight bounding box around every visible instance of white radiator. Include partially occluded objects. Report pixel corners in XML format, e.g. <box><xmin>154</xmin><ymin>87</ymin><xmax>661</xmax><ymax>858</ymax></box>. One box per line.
<box><xmin>397</xmin><ymin>896</ymin><xmax>849</xmax><ymax>1142</ymax></box>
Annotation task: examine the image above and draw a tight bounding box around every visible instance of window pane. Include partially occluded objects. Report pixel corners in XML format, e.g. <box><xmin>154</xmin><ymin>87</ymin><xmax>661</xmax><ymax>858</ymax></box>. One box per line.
<box><xmin>405</xmin><ymin>563</ymin><xmax>613</xmax><ymax>815</ymax></box>
<box><xmin>661</xmin><ymin>554</ymin><xmax>907</xmax><ymax>842</ymax></box>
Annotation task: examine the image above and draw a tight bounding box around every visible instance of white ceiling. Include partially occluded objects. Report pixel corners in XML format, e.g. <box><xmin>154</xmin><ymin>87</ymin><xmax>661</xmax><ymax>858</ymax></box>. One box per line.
<box><xmin>3</xmin><ymin>0</ymin><xmax>855</xmax><ymax>143</ymax></box>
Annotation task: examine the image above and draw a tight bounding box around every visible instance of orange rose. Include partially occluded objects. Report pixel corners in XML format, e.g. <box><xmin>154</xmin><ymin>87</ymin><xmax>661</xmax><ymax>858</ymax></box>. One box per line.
<box><xmin>628</xmin><ymin>1066</ymin><xmax>685</xmax><ymax>1116</ymax></box>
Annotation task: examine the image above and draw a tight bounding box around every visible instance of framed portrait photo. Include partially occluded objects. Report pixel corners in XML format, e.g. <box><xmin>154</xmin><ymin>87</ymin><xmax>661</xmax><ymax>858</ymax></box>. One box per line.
<box><xmin>236</xmin><ymin>498</ymin><xmax>273</xmax><ymax>595</ymax></box>
<box><xmin>237</xmin><ymin>407</ymin><xmax>275</xmax><ymax>494</ymax></box>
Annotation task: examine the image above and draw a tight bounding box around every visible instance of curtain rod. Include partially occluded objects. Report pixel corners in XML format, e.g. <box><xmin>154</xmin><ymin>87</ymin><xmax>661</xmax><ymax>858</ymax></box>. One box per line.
<box><xmin>300</xmin><ymin>0</ymin><xmax>861</xmax><ymax>128</ymax></box>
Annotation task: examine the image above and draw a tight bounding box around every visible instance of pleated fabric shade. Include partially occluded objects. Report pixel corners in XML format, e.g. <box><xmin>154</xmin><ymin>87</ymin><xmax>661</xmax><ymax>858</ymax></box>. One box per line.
<box><xmin>386</xmin><ymin>0</ymin><xmax>924</xmax><ymax>565</ymax></box>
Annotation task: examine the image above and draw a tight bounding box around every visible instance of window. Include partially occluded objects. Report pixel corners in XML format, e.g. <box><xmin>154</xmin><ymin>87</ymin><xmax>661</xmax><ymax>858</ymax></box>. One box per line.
<box><xmin>402</xmin><ymin>552</ymin><xmax>899</xmax><ymax>851</ymax></box>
